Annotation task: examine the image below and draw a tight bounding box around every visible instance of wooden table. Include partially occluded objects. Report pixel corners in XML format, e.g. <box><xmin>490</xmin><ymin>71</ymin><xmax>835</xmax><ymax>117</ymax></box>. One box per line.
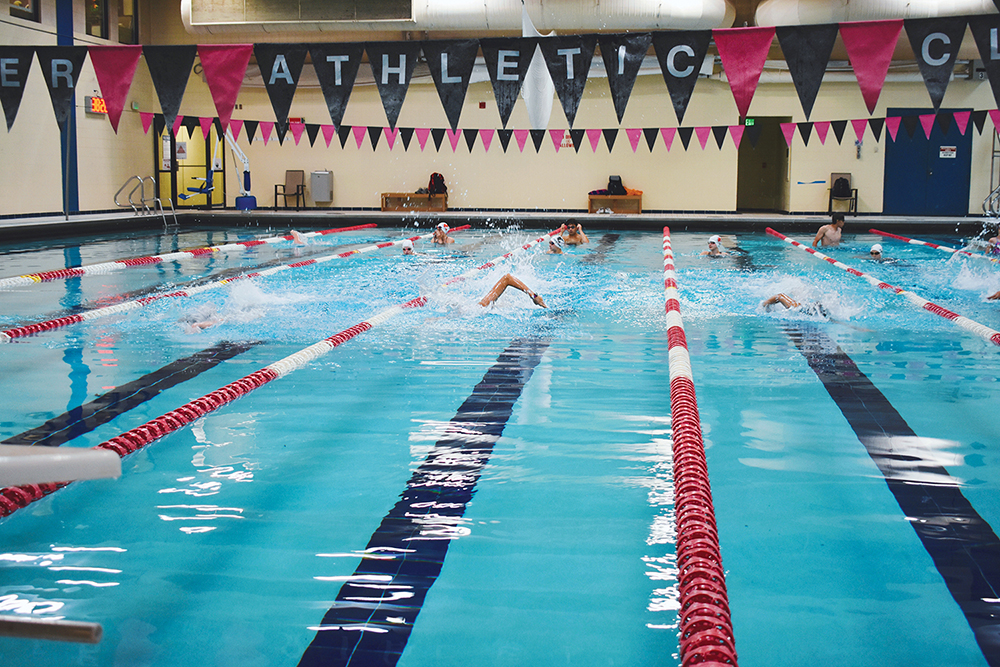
<box><xmin>588</xmin><ymin>194</ymin><xmax>641</xmax><ymax>214</ymax></box>
<box><xmin>381</xmin><ymin>193</ymin><xmax>447</xmax><ymax>212</ymax></box>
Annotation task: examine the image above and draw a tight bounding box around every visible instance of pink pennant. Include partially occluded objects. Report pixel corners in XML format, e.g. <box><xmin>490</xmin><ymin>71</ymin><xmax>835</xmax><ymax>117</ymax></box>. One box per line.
<box><xmin>851</xmin><ymin>118</ymin><xmax>868</xmax><ymax>143</ymax></box>
<box><xmin>322</xmin><ymin>125</ymin><xmax>336</xmax><ymax>148</ymax></box>
<box><xmin>814</xmin><ymin>121</ymin><xmax>830</xmax><ymax>145</ymax></box>
<box><xmin>199</xmin><ymin>116</ymin><xmax>214</xmax><ymax>139</ymax></box>
<box><xmin>87</xmin><ymin>45</ymin><xmax>141</xmax><ymax>133</ymax></box>
<box><xmin>261</xmin><ymin>121</ymin><xmax>274</xmax><ymax>145</ymax></box>
<box><xmin>197</xmin><ymin>44</ymin><xmax>253</xmax><ymax>131</ymax></box>
<box><xmin>446</xmin><ymin>128</ymin><xmax>461</xmax><ymax>152</ymax></box>
<box><xmin>885</xmin><ymin>116</ymin><xmax>900</xmax><ymax>141</ymax></box>
<box><xmin>918</xmin><ymin>114</ymin><xmax>936</xmax><ymax>140</ymax></box>
<box><xmin>695</xmin><ymin>126</ymin><xmax>712</xmax><ymax>150</ymax></box>
<box><xmin>587</xmin><ymin>128</ymin><xmax>602</xmax><ymax>152</ymax></box>
<box><xmin>728</xmin><ymin>125</ymin><xmax>744</xmax><ymax>150</ymax></box>
<box><xmin>479</xmin><ymin>129</ymin><xmax>494</xmax><ymax>153</ymax></box>
<box><xmin>229</xmin><ymin>119</ymin><xmax>243</xmax><ymax>141</ymax></box>
<box><xmin>780</xmin><ymin>122</ymin><xmax>796</xmax><ymax>147</ymax></box>
<box><xmin>713</xmin><ymin>26</ymin><xmax>775</xmax><ymax>117</ymax></box>
<box><xmin>661</xmin><ymin>127</ymin><xmax>677</xmax><ymax>151</ymax></box>
<box><xmin>953</xmin><ymin>110</ymin><xmax>970</xmax><ymax>136</ymax></box>
<box><xmin>549</xmin><ymin>129</ymin><xmax>564</xmax><ymax>152</ymax></box>
<box><xmin>140</xmin><ymin>112</ymin><xmax>154</xmax><ymax>135</ymax></box>
<box><xmin>172</xmin><ymin>115</ymin><xmax>184</xmax><ymax>137</ymax></box>
<box><xmin>416</xmin><ymin>128</ymin><xmax>430</xmax><ymax>151</ymax></box>
<box><xmin>384</xmin><ymin>127</ymin><xmax>398</xmax><ymax>150</ymax></box>
<box><xmin>352</xmin><ymin>125</ymin><xmax>366</xmax><ymax>148</ymax></box>
<box><xmin>989</xmin><ymin>109</ymin><xmax>1000</xmax><ymax>133</ymax></box>
<box><xmin>290</xmin><ymin>121</ymin><xmax>306</xmax><ymax>145</ymax></box>
<box><xmin>839</xmin><ymin>20</ymin><xmax>903</xmax><ymax>115</ymax></box>
<box><xmin>626</xmin><ymin>128</ymin><xmax>642</xmax><ymax>152</ymax></box>
<box><xmin>514</xmin><ymin>129</ymin><xmax>529</xmax><ymax>153</ymax></box>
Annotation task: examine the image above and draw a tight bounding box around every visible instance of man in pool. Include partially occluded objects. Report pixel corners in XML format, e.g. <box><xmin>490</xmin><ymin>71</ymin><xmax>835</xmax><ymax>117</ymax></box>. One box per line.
<box><xmin>812</xmin><ymin>213</ymin><xmax>845</xmax><ymax>247</ymax></box>
<box><xmin>762</xmin><ymin>293</ymin><xmax>829</xmax><ymax>318</ymax></box>
<box><xmin>701</xmin><ymin>235</ymin><xmax>727</xmax><ymax>257</ymax></box>
<box><xmin>432</xmin><ymin>222</ymin><xmax>455</xmax><ymax>245</ymax></box>
<box><xmin>547</xmin><ymin>237</ymin><xmax>565</xmax><ymax>254</ymax></box>
<box><xmin>480</xmin><ymin>274</ymin><xmax>546</xmax><ymax>308</ymax></box>
<box><xmin>561</xmin><ymin>223</ymin><xmax>589</xmax><ymax>245</ymax></box>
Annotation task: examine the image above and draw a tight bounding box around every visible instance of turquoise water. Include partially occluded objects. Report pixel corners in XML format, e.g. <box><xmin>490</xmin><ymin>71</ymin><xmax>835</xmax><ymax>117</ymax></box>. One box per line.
<box><xmin>1</xmin><ymin>225</ymin><xmax>999</xmax><ymax>666</ymax></box>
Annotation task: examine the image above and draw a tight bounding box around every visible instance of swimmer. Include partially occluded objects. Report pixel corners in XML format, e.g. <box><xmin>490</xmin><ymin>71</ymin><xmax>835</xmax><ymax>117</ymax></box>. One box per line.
<box><xmin>762</xmin><ymin>293</ymin><xmax>829</xmax><ymax>318</ymax></box>
<box><xmin>479</xmin><ymin>274</ymin><xmax>546</xmax><ymax>308</ymax></box>
<box><xmin>547</xmin><ymin>237</ymin><xmax>565</xmax><ymax>254</ymax></box>
<box><xmin>869</xmin><ymin>244</ymin><xmax>883</xmax><ymax>260</ymax></box>
<box><xmin>402</xmin><ymin>239</ymin><xmax>415</xmax><ymax>255</ymax></box>
<box><xmin>179</xmin><ymin>304</ymin><xmax>222</xmax><ymax>332</ymax></box>
<box><xmin>701</xmin><ymin>235</ymin><xmax>727</xmax><ymax>257</ymax></box>
<box><xmin>432</xmin><ymin>222</ymin><xmax>455</xmax><ymax>245</ymax></box>
<box><xmin>989</xmin><ymin>289</ymin><xmax>1000</xmax><ymax>300</ymax></box>
<box><xmin>812</xmin><ymin>213</ymin><xmax>845</xmax><ymax>248</ymax></box>
<box><xmin>561</xmin><ymin>223</ymin><xmax>589</xmax><ymax>245</ymax></box>
<box><xmin>290</xmin><ymin>229</ymin><xmax>309</xmax><ymax>245</ymax></box>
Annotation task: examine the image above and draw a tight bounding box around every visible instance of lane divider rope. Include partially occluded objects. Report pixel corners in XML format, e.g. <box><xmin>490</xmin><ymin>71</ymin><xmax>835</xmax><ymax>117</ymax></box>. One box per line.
<box><xmin>0</xmin><ymin>224</ymin><xmax>378</xmax><ymax>290</ymax></box>
<box><xmin>767</xmin><ymin>227</ymin><xmax>1000</xmax><ymax>347</ymax></box>
<box><xmin>663</xmin><ymin>227</ymin><xmax>739</xmax><ymax>667</ymax></box>
<box><xmin>869</xmin><ymin>228</ymin><xmax>1000</xmax><ymax>265</ymax></box>
<box><xmin>0</xmin><ymin>227</ymin><xmax>561</xmax><ymax>518</ymax></box>
<box><xmin>0</xmin><ymin>226</ymin><xmax>470</xmax><ymax>342</ymax></box>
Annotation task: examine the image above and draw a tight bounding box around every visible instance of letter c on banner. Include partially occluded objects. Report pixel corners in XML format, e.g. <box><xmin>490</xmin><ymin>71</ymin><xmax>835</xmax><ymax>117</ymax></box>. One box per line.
<box><xmin>667</xmin><ymin>44</ymin><xmax>695</xmax><ymax>78</ymax></box>
<box><xmin>921</xmin><ymin>32</ymin><xmax>950</xmax><ymax>67</ymax></box>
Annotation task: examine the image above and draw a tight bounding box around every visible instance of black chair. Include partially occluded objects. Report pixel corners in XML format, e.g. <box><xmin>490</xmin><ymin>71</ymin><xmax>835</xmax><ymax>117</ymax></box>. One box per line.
<box><xmin>275</xmin><ymin>170</ymin><xmax>305</xmax><ymax>210</ymax></box>
<box><xmin>828</xmin><ymin>172</ymin><xmax>858</xmax><ymax>214</ymax></box>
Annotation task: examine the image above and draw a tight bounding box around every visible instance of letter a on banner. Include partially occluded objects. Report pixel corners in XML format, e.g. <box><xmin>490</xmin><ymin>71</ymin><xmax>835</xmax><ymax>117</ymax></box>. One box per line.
<box><xmin>598</xmin><ymin>33</ymin><xmax>653</xmax><ymax>125</ymax></box>
<box><xmin>538</xmin><ymin>34</ymin><xmax>597</xmax><ymax>128</ymax></box>
<box><xmin>905</xmin><ymin>17</ymin><xmax>966</xmax><ymax>112</ymax></box>
<box><xmin>309</xmin><ymin>43</ymin><xmax>363</xmax><ymax>129</ymax></box>
<box><xmin>839</xmin><ymin>19</ymin><xmax>903</xmax><ymax>115</ymax></box>
<box><xmin>481</xmin><ymin>37</ymin><xmax>538</xmax><ymax>128</ymax></box>
<box><xmin>775</xmin><ymin>24</ymin><xmax>838</xmax><ymax>120</ymax></box>
<box><xmin>713</xmin><ymin>26</ymin><xmax>775</xmax><ymax>118</ymax></box>
<box><xmin>422</xmin><ymin>39</ymin><xmax>479</xmax><ymax>131</ymax></box>
<box><xmin>198</xmin><ymin>44</ymin><xmax>254</xmax><ymax>131</ymax></box>
<box><xmin>143</xmin><ymin>45</ymin><xmax>196</xmax><ymax>134</ymax></box>
<box><xmin>88</xmin><ymin>45</ymin><xmax>141</xmax><ymax>132</ymax></box>
<box><xmin>0</xmin><ymin>46</ymin><xmax>34</xmax><ymax>131</ymax></box>
<box><xmin>35</xmin><ymin>46</ymin><xmax>88</xmax><ymax>128</ymax></box>
<box><xmin>968</xmin><ymin>15</ymin><xmax>1000</xmax><ymax>109</ymax></box>
<box><xmin>652</xmin><ymin>31</ymin><xmax>711</xmax><ymax>124</ymax></box>
<box><xmin>366</xmin><ymin>41</ymin><xmax>421</xmax><ymax>129</ymax></box>
<box><xmin>254</xmin><ymin>43</ymin><xmax>308</xmax><ymax>126</ymax></box>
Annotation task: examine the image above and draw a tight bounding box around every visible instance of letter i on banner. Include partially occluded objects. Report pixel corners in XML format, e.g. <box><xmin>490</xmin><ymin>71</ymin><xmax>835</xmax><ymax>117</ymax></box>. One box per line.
<box><xmin>598</xmin><ymin>33</ymin><xmax>653</xmax><ymax>125</ymax></box>
<box><xmin>969</xmin><ymin>16</ymin><xmax>1000</xmax><ymax>109</ymax></box>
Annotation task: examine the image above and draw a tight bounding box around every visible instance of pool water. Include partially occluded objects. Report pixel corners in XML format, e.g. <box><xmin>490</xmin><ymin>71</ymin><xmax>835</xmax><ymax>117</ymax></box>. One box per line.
<box><xmin>1</xmin><ymin>225</ymin><xmax>999</xmax><ymax>666</ymax></box>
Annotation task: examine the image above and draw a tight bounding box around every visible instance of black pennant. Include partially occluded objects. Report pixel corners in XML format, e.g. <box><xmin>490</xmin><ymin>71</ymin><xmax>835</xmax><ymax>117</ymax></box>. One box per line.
<box><xmin>497</xmin><ymin>128</ymin><xmax>513</xmax><ymax>153</ymax></box>
<box><xmin>35</xmin><ymin>46</ymin><xmax>88</xmax><ymax>127</ymax></box>
<box><xmin>603</xmin><ymin>128</ymin><xmax>618</xmax><ymax>151</ymax></box>
<box><xmin>969</xmin><ymin>16</ymin><xmax>1000</xmax><ymax>108</ymax></box>
<box><xmin>869</xmin><ymin>117</ymin><xmax>885</xmax><ymax>141</ymax></box>
<box><xmin>366</xmin><ymin>41</ymin><xmax>421</xmax><ymax>129</ymax></box>
<box><xmin>598</xmin><ymin>33</ymin><xmax>653</xmax><ymax>124</ymax></box>
<box><xmin>463</xmin><ymin>128</ymin><xmax>478</xmax><ymax>152</ymax></box>
<box><xmin>338</xmin><ymin>124</ymin><xmax>352</xmax><ymax>149</ymax></box>
<box><xmin>0</xmin><ymin>46</ymin><xmax>33</xmax><ymax>131</ymax></box>
<box><xmin>431</xmin><ymin>127</ymin><xmax>446</xmax><ymax>151</ymax></box>
<box><xmin>143</xmin><ymin>45</ymin><xmax>196</xmax><ymax>134</ymax></box>
<box><xmin>936</xmin><ymin>112</ymin><xmax>953</xmax><ymax>135</ymax></box>
<box><xmin>305</xmin><ymin>123</ymin><xmax>320</xmax><ymax>147</ymax></box>
<box><xmin>181</xmin><ymin>115</ymin><xmax>199</xmax><ymax>139</ymax></box>
<box><xmin>744</xmin><ymin>122</ymin><xmax>763</xmax><ymax>147</ymax></box>
<box><xmin>244</xmin><ymin>119</ymin><xmax>259</xmax><ymax>143</ymax></box>
<box><xmin>569</xmin><ymin>129</ymin><xmax>586</xmax><ymax>152</ymax></box>
<box><xmin>153</xmin><ymin>114</ymin><xmax>165</xmax><ymax>137</ymax></box>
<box><xmin>830</xmin><ymin>119</ymin><xmax>847</xmax><ymax>144</ymax></box>
<box><xmin>775</xmin><ymin>24</ymin><xmax>838</xmax><ymax>120</ymax></box>
<box><xmin>713</xmin><ymin>125</ymin><xmax>728</xmax><ymax>149</ymax></box>
<box><xmin>530</xmin><ymin>128</ymin><xmax>545</xmax><ymax>152</ymax></box>
<box><xmin>973</xmin><ymin>109</ymin><xmax>988</xmax><ymax>134</ymax></box>
<box><xmin>905</xmin><ymin>17</ymin><xmax>967</xmax><ymax>111</ymax></box>
<box><xmin>798</xmin><ymin>122</ymin><xmax>813</xmax><ymax>146</ymax></box>
<box><xmin>480</xmin><ymin>37</ymin><xmax>538</xmax><ymax>128</ymax></box>
<box><xmin>902</xmin><ymin>115</ymin><xmax>919</xmax><ymax>138</ymax></box>
<box><xmin>652</xmin><ymin>31</ymin><xmax>711</xmax><ymax>124</ymax></box>
<box><xmin>275</xmin><ymin>120</ymin><xmax>288</xmax><ymax>145</ymax></box>
<box><xmin>678</xmin><ymin>126</ymin><xmax>694</xmax><ymax>150</ymax></box>
<box><xmin>309</xmin><ymin>43</ymin><xmax>363</xmax><ymax>129</ymax></box>
<box><xmin>253</xmin><ymin>43</ymin><xmax>307</xmax><ymax>126</ymax></box>
<box><xmin>368</xmin><ymin>125</ymin><xmax>381</xmax><ymax>150</ymax></box>
<box><xmin>422</xmin><ymin>40</ymin><xmax>478</xmax><ymax>131</ymax></box>
<box><xmin>399</xmin><ymin>127</ymin><xmax>414</xmax><ymax>151</ymax></box>
<box><xmin>644</xmin><ymin>127</ymin><xmax>659</xmax><ymax>151</ymax></box>
<box><xmin>538</xmin><ymin>34</ymin><xmax>596</xmax><ymax>128</ymax></box>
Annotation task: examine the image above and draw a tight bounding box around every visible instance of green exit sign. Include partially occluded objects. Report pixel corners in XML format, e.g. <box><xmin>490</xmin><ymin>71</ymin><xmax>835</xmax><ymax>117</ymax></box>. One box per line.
<box><xmin>744</xmin><ymin>118</ymin><xmax>755</xmax><ymax>126</ymax></box>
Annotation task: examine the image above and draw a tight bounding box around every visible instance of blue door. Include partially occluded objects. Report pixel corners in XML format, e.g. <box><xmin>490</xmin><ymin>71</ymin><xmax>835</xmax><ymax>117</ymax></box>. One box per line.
<box><xmin>882</xmin><ymin>108</ymin><xmax>972</xmax><ymax>215</ymax></box>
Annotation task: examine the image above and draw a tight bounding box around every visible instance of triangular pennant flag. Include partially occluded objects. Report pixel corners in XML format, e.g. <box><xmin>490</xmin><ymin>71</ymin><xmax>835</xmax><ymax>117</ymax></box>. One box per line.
<box><xmin>603</xmin><ymin>128</ymin><xmax>619</xmax><ymax>151</ymax></box>
<box><xmin>626</xmin><ymin>128</ymin><xmax>642</xmax><ymax>152</ymax></box>
<box><xmin>652</xmin><ymin>31</ymin><xmax>711</xmax><ymax>124</ymax></box>
<box><xmin>153</xmin><ymin>113</ymin><xmax>164</xmax><ymax>137</ymax></box>
<box><xmin>479</xmin><ymin>128</ymin><xmax>494</xmax><ymax>152</ymax></box>
<box><xmin>839</xmin><ymin>20</ymin><xmax>903</xmax><ymax>114</ymax></box>
<box><xmin>399</xmin><ymin>127</ymin><xmax>414</xmax><ymax>151</ymax></box>
<box><xmin>991</xmin><ymin>109</ymin><xmax>1000</xmax><ymax>133</ymax></box>
<box><xmin>953</xmin><ymin>110</ymin><xmax>970</xmax><ymax>135</ymax></box>
<box><xmin>305</xmin><ymin>123</ymin><xmax>319</xmax><ymax>147</ymax></box>
<box><xmin>569</xmin><ymin>128</ymin><xmax>585</xmax><ymax>153</ymax></box>
<box><xmin>422</xmin><ymin>39</ymin><xmax>479</xmax><ymax>131</ymax></box>
<box><xmin>538</xmin><ymin>34</ymin><xmax>597</xmax><ymax>127</ymax></box>
<box><xmin>815</xmin><ymin>121</ymin><xmax>830</xmax><ymax>145</ymax></box>
<box><xmin>712</xmin><ymin>125</ymin><xmax>728</xmax><ymax>149</ymax></box>
<box><xmin>745</xmin><ymin>122</ymin><xmax>763</xmax><ymax>147</ymax></box>
<box><xmin>197</xmin><ymin>44</ymin><xmax>253</xmax><ymax>130</ymax></box>
<box><xmin>969</xmin><ymin>16</ymin><xmax>1000</xmax><ymax>109</ymax></box>
<box><xmin>643</xmin><ymin>127</ymin><xmax>659</xmax><ymax>151</ymax></box>
<box><xmin>87</xmin><ymin>45</ymin><xmax>141</xmax><ymax>133</ymax></box>
<box><xmin>869</xmin><ymin>117</ymin><xmax>884</xmax><ymax>142</ymax></box>
<box><xmin>35</xmin><ymin>46</ymin><xmax>88</xmax><ymax>127</ymax></box>
<box><xmin>480</xmin><ymin>37</ymin><xmax>538</xmax><ymax>128</ymax></box>
<box><xmin>244</xmin><ymin>119</ymin><xmax>259</xmax><ymax>144</ymax></box>
<box><xmin>886</xmin><ymin>115</ymin><xmax>901</xmax><ymax>141</ymax></box>
<box><xmin>851</xmin><ymin>118</ymin><xmax>868</xmax><ymax>142</ymax></box>
<box><xmin>695</xmin><ymin>126</ymin><xmax>711</xmax><ymax>150</ymax></box>
<box><xmin>352</xmin><ymin>124</ymin><xmax>367</xmax><ymax>148</ymax></box>
<box><xmin>322</xmin><ymin>124</ymin><xmax>335</xmax><ymax>148</ymax></box>
<box><xmin>140</xmin><ymin>111</ymin><xmax>154</xmax><ymax>134</ymax></box>
<box><xmin>936</xmin><ymin>112</ymin><xmax>952</xmax><ymax>136</ymax></box>
<box><xmin>446</xmin><ymin>127</ymin><xmax>461</xmax><ymax>152</ymax></box>
<box><xmin>901</xmin><ymin>114</ymin><xmax>919</xmax><ymax>138</ymax></box>
<box><xmin>199</xmin><ymin>116</ymin><xmax>214</xmax><ymax>139</ymax></box>
<box><xmin>253</xmin><ymin>43</ymin><xmax>307</xmax><ymax>127</ymax></box>
<box><xmin>275</xmin><ymin>121</ymin><xmax>288</xmax><ymax>145</ymax></box>
<box><xmin>415</xmin><ymin>127</ymin><xmax>430</xmax><ymax>151</ymax></box>
<box><xmin>431</xmin><ymin>127</ymin><xmax>446</xmax><ymax>151</ymax></box>
<box><xmin>661</xmin><ymin>127</ymin><xmax>677</xmax><ymax>151</ymax></box>
<box><xmin>260</xmin><ymin>120</ymin><xmax>274</xmax><ymax>145</ymax></box>
<box><xmin>780</xmin><ymin>122</ymin><xmax>796</xmax><ymax>147</ymax></box>
<box><xmin>497</xmin><ymin>128</ymin><xmax>513</xmax><ymax>153</ymax></box>
<box><xmin>337</xmin><ymin>124</ymin><xmax>352</xmax><ymax>149</ymax></box>
<box><xmin>309</xmin><ymin>43</ymin><xmax>364</xmax><ymax>129</ymax></box>
<box><xmin>728</xmin><ymin>125</ymin><xmax>745</xmax><ymax>149</ymax></box>
<box><xmin>775</xmin><ymin>24</ymin><xmax>838</xmax><ymax>120</ymax></box>
<box><xmin>172</xmin><ymin>114</ymin><xmax>184</xmax><ymax>137</ymax></box>
<box><xmin>181</xmin><ymin>115</ymin><xmax>199</xmax><ymax>139</ymax></box>
<box><xmin>972</xmin><ymin>109</ymin><xmax>988</xmax><ymax>134</ymax></box>
<box><xmin>368</xmin><ymin>125</ymin><xmax>381</xmax><ymax>150</ymax></box>
<box><xmin>713</xmin><ymin>26</ymin><xmax>775</xmax><ymax>117</ymax></box>
<box><xmin>598</xmin><ymin>33</ymin><xmax>653</xmax><ymax>124</ymax></box>
<box><xmin>143</xmin><ymin>45</ymin><xmax>196</xmax><ymax>134</ymax></box>
<box><xmin>514</xmin><ymin>128</ymin><xmax>530</xmax><ymax>152</ymax></box>
<box><xmin>366</xmin><ymin>41</ymin><xmax>421</xmax><ymax>129</ymax></box>
<box><xmin>905</xmin><ymin>17</ymin><xmax>966</xmax><ymax>112</ymax></box>
<box><xmin>230</xmin><ymin>118</ymin><xmax>244</xmax><ymax>140</ymax></box>
<box><xmin>677</xmin><ymin>126</ymin><xmax>694</xmax><ymax>150</ymax></box>
<box><xmin>464</xmin><ymin>128</ymin><xmax>478</xmax><ymax>152</ymax></box>
<box><xmin>548</xmin><ymin>129</ymin><xmax>563</xmax><ymax>152</ymax></box>
<box><xmin>587</xmin><ymin>128</ymin><xmax>602</xmax><ymax>152</ymax></box>
<box><xmin>289</xmin><ymin>122</ymin><xmax>305</xmax><ymax>146</ymax></box>
<box><xmin>797</xmin><ymin>121</ymin><xmax>813</xmax><ymax>146</ymax></box>
<box><xmin>918</xmin><ymin>114</ymin><xmax>935</xmax><ymax>139</ymax></box>
<box><xmin>0</xmin><ymin>46</ymin><xmax>33</xmax><ymax>130</ymax></box>
<box><xmin>530</xmin><ymin>128</ymin><xmax>545</xmax><ymax>152</ymax></box>
<box><xmin>830</xmin><ymin>119</ymin><xmax>847</xmax><ymax>144</ymax></box>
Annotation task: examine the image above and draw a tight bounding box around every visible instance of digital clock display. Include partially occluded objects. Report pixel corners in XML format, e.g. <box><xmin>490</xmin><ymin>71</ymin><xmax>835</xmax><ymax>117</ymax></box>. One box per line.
<box><xmin>85</xmin><ymin>96</ymin><xmax>108</xmax><ymax>115</ymax></box>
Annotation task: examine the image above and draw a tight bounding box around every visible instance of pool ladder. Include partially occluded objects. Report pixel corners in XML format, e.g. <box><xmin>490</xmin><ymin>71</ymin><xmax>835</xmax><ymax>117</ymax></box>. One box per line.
<box><xmin>114</xmin><ymin>175</ymin><xmax>178</xmax><ymax>228</ymax></box>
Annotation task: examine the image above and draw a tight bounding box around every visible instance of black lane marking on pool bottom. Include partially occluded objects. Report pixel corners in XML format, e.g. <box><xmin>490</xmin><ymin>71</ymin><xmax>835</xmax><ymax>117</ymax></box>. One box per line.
<box><xmin>580</xmin><ymin>232</ymin><xmax>620</xmax><ymax>264</ymax></box>
<box><xmin>2</xmin><ymin>340</ymin><xmax>262</xmax><ymax>447</ymax></box>
<box><xmin>786</xmin><ymin>325</ymin><xmax>1000</xmax><ymax>665</ymax></box>
<box><xmin>298</xmin><ymin>336</ymin><xmax>550</xmax><ymax>667</ymax></box>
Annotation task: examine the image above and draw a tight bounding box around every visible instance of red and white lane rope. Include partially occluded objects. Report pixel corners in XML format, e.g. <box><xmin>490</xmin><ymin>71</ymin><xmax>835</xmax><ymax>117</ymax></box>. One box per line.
<box><xmin>0</xmin><ymin>227</ymin><xmax>469</xmax><ymax>342</ymax></box>
<box><xmin>0</xmin><ymin>227</ymin><xmax>559</xmax><ymax>518</ymax></box>
<box><xmin>767</xmin><ymin>228</ymin><xmax>1000</xmax><ymax>347</ymax></box>
<box><xmin>0</xmin><ymin>224</ymin><xmax>378</xmax><ymax>290</ymax></box>
<box><xmin>869</xmin><ymin>228</ymin><xmax>1000</xmax><ymax>265</ymax></box>
<box><xmin>662</xmin><ymin>227</ymin><xmax>739</xmax><ymax>667</ymax></box>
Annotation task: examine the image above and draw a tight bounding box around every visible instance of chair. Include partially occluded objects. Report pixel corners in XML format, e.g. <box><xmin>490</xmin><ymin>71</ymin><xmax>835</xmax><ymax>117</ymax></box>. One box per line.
<box><xmin>828</xmin><ymin>172</ymin><xmax>858</xmax><ymax>214</ymax></box>
<box><xmin>275</xmin><ymin>170</ymin><xmax>305</xmax><ymax>210</ymax></box>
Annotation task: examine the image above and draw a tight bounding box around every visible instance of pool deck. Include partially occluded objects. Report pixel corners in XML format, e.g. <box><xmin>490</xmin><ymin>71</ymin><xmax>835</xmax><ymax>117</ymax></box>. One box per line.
<box><xmin>0</xmin><ymin>208</ymin><xmax>994</xmax><ymax>240</ymax></box>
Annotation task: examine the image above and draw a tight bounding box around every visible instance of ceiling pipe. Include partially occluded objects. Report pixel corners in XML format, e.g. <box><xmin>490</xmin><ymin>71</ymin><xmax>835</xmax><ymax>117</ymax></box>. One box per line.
<box><xmin>756</xmin><ymin>0</ymin><xmax>997</xmax><ymax>26</ymax></box>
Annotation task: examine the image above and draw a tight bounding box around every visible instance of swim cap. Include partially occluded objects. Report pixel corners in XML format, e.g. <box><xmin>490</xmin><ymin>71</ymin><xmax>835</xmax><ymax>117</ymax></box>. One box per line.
<box><xmin>550</xmin><ymin>237</ymin><xmax>565</xmax><ymax>248</ymax></box>
<box><xmin>709</xmin><ymin>235</ymin><xmax>721</xmax><ymax>245</ymax></box>
<box><xmin>436</xmin><ymin>222</ymin><xmax>450</xmax><ymax>232</ymax></box>
<box><xmin>402</xmin><ymin>239</ymin><xmax>413</xmax><ymax>249</ymax></box>
<box><xmin>871</xmin><ymin>244</ymin><xmax>882</xmax><ymax>253</ymax></box>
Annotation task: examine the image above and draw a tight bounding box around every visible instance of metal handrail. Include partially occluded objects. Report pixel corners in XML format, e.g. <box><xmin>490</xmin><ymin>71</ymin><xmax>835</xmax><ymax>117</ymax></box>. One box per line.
<box><xmin>114</xmin><ymin>175</ymin><xmax>143</xmax><ymax>213</ymax></box>
<box><xmin>983</xmin><ymin>182</ymin><xmax>1000</xmax><ymax>217</ymax></box>
<box><xmin>114</xmin><ymin>175</ymin><xmax>178</xmax><ymax>227</ymax></box>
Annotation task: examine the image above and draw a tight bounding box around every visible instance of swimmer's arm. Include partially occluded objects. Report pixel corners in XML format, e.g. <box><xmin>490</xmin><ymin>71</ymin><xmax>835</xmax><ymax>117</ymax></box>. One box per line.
<box><xmin>812</xmin><ymin>226</ymin><xmax>828</xmax><ymax>247</ymax></box>
<box><xmin>762</xmin><ymin>293</ymin><xmax>799</xmax><ymax>309</ymax></box>
<box><xmin>480</xmin><ymin>274</ymin><xmax>547</xmax><ymax>308</ymax></box>
<box><xmin>989</xmin><ymin>290</ymin><xmax>1000</xmax><ymax>301</ymax></box>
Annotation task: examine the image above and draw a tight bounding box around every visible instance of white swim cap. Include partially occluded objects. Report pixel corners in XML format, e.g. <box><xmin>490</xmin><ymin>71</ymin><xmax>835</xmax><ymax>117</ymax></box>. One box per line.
<box><xmin>550</xmin><ymin>236</ymin><xmax>565</xmax><ymax>248</ymax></box>
<box><xmin>871</xmin><ymin>244</ymin><xmax>882</xmax><ymax>253</ymax></box>
<box><xmin>709</xmin><ymin>235</ymin><xmax>721</xmax><ymax>245</ymax></box>
<box><xmin>436</xmin><ymin>222</ymin><xmax>450</xmax><ymax>232</ymax></box>
<box><xmin>402</xmin><ymin>239</ymin><xmax>413</xmax><ymax>249</ymax></box>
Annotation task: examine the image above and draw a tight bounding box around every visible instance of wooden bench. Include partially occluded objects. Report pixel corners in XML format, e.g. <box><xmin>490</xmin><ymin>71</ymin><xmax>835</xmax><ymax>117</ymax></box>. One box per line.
<box><xmin>381</xmin><ymin>193</ymin><xmax>447</xmax><ymax>212</ymax></box>
<box><xmin>588</xmin><ymin>194</ymin><xmax>642</xmax><ymax>214</ymax></box>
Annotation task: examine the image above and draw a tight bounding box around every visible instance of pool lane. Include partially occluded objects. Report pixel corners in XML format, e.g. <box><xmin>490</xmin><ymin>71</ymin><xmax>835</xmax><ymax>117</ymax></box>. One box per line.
<box><xmin>786</xmin><ymin>324</ymin><xmax>1000</xmax><ymax>667</ymax></box>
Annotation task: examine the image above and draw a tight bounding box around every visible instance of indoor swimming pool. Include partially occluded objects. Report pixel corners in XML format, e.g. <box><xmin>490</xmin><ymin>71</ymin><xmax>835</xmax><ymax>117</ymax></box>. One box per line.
<box><xmin>1</xmin><ymin>223</ymin><xmax>999</xmax><ymax>666</ymax></box>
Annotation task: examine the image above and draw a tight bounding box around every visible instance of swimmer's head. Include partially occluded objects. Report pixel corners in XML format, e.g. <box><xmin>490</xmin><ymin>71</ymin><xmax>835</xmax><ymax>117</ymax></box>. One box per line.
<box><xmin>870</xmin><ymin>243</ymin><xmax>882</xmax><ymax>258</ymax></box>
<box><xmin>550</xmin><ymin>237</ymin><xmax>565</xmax><ymax>248</ymax></box>
<box><xmin>708</xmin><ymin>235</ymin><xmax>721</xmax><ymax>247</ymax></box>
<box><xmin>402</xmin><ymin>239</ymin><xmax>414</xmax><ymax>254</ymax></box>
<box><xmin>436</xmin><ymin>222</ymin><xmax>450</xmax><ymax>233</ymax></box>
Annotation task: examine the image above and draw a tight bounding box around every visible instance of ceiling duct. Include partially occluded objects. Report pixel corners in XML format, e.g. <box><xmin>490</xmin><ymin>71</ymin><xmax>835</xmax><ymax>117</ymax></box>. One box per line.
<box><xmin>756</xmin><ymin>0</ymin><xmax>998</xmax><ymax>25</ymax></box>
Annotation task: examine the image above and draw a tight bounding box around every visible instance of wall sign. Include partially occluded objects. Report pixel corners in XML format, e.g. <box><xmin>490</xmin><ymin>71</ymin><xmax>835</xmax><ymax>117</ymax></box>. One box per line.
<box><xmin>939</xmin><ymin>145</ymin><xmax>956</xmax><ymax>158</ymax></box>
